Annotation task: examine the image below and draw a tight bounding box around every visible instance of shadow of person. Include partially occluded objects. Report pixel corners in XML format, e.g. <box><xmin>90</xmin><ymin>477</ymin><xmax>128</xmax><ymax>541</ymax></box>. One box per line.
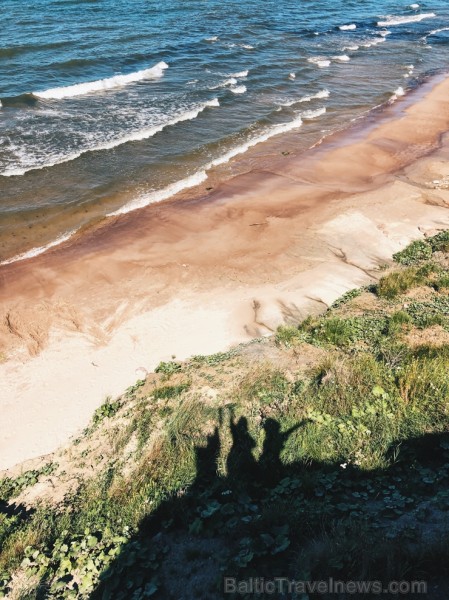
<box><xmin>148</xmin><ymin>423</ymin><xmax>223</xmax><ymax>533</ymax></box>
<box><xmin>226</xmin><ymin>416</ymin><xmax>258</xmax><ymax>486</ymax></box>
<box><xmin>258</xmin><ymin>418</ymin><xmax>304</xmax><ymax>486</ymax></box>
<box><xmin>92</xmin><ymin>422</ymin><xmax>449</xmax><ymax>600</ymax></box>
<box><xmin>194</xmin><ymin>425</ymin><xmax>220</xmax><ymax>488</ymax></box>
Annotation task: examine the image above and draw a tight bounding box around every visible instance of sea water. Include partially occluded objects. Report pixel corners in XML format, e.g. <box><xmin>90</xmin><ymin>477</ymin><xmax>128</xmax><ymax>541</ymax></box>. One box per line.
<box><xmin>1</xmin><ymin>0</ymin><xmax>449</xmax><ymax>261</ymax></box>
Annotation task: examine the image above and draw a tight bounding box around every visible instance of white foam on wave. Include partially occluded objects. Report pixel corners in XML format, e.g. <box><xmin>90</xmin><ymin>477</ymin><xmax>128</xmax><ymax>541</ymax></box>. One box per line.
<box><xmin>339</xmin><ymin>24</ymin><xmax>356</xmax><ymax>30</ymax></box>
<box><xmin>390</xmin><ymin>86</ymin><xmax>406</xmax><ymax>102</ymax></box>
<box><xmin>310</xmin><ymin>89</ymin><xmax>330</xmax><ymax>100</ymax></box>
<box><xmin>343</xmin><ymin>45</ymin><xmax>359</xmax><ymax>51</ymax></box>
<box><xmin>289</xmin><ymin>73</ymin><xmax>296</xmax><ymax>80</ymax></box>
<box><xmin>34</xmin><ymin>62</ymin><xmax>169</xmax><ymax>100</ymax></box>
<box><xmin>308</xmin><ymin>57</ymin><xmax>331</xmax><ymax>68</ymax></box>
<box><xmin>428</xmin><ymin>26</ymin><xmax>449</xmax><ymax>36</ymax></box>
<box><xmin>1</xmin><ymin>98</ymin><xmax>220</xmax><ymax>177</ymax></box>
<box><xmin>377</xmin><ymin>13</ymin><xmax>436</xmax><ymax>26</ymax></box>
<box><xmin>229</xmin><ymin>70</ymin><xmax>249</xmax><ymax>78</ymax></box>
<box><xmin>403</xmin><ymin>64</ymin><xmax>415</xmax><ymax>78</ymax></box>
<box><xmin>208</xmin><ymin>115</ymin><xmax>304</xmax><ymax>170</ymax></box>
<box><xmin>280</xmin><ymin>89</ymin><xmax>330</xmax><ymax>107</ymax></box>
<box><xmin>211</xmin><ymin>77</ymin><xmax>237</xmax><ymax>90</ymax></box>
<box><xmin>410</xmin><ymin>3</ymin><xmax>420</xmax><ymax>9</ymax></box>
<box><xmin>361</xmin><ymin>37</ymin><xmax>387</xmax><ymax>47</ymax></box>
<box><xmin>206</xmin><ymin>36</ymin><xmax>219</xmax><ymax>42</ymax></box>
<box><xmin>230</xmin><ymin>85</ymin><xmax>247</xmax><ymax>94</ymax></box>
<box><xmin>0</xmin><ymin>228</ymin><xmax>78</xmax><ymax>266</ymax></box>
<box><xmin>333</xmin><ymin>54</ymin><xmax>350</xmax><ymax>62</ymax></box>
<box><xmin>301</xmin><ymin>107</ymin><xmax>326</xmax><ymax>119</ymax></box>
<box><xmin>241</xmin><ymin>44</ymin><xmax>254</xmax><ymax>50</ymax></box>
<box><xmin>108</xmin><ymin>171</ymin><xmax>209</xmax><ymax>217</ymax></box>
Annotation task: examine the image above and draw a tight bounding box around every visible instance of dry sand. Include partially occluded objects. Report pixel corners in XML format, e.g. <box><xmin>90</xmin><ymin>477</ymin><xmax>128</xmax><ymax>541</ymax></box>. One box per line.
<box><xmin>2</xmin><ymin>75</ymin><xmax>449</xmax><ymax>472</ymax></box>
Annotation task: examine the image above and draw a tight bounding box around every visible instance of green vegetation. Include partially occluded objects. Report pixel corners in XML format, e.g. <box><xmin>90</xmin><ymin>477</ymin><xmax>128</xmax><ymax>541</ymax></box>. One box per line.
<box><xmin>154</xmin><ymin>361</ymin><xmax>181</xmax><ymax>378</ymax></box>
<box><xmin>2</xmin><ymin>232</ymin><xmax>449</xmax><ymax>598</ymax></box>
<box><xmin>0</xmin><ymin>464</ymin><xmax>56</xmax><ymax>503</ymax></box>
<box><xmin>92</xmin><ymin>398</ymin><xmax>121</xmax><ymax>427</ymax></box>
<box><xmin>153</xmin><ymin>382</ymin><xmax>190</xmax><ymax>400</ymax></box>
<box><xmin>393</xmin><ymin>239</ymin><xmax>432</xmax><ymax>265</ymax></box>
<box><xmin>377</xmin><ymin>266</ymin><xmax>425</xmax><ymax>299</ymax></box>
<box><xmin>274</xmin><ymin>324</ymin><xmax>303</xmax><ymax>347</ymax></box>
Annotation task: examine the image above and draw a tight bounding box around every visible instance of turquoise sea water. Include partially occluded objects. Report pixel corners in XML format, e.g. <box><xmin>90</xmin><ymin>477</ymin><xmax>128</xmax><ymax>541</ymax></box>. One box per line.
<box><xmin>1</xmin><ymin>0</ymin><xmax>449</xmax><ymax>261</ymax></box>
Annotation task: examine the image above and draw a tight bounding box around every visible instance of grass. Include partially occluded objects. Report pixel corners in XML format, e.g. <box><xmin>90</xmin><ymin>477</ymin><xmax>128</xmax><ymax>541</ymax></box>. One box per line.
<box><xmin>274</xmin><ymin>325</ymin><xmax>302</xmax><ymax>347</ymax></box>
<box><xmin>398</xmin><ymin>356</ymin><xmax>449</xmax><ymax>426</ymax></box>
<box><xmin>376</xmin><ymin>266</ymin><xmax>425</xmax><ymax>299</ymax></box>
<box><xmin>153</xmin><ymin>382</ymin><xmax>190</xmax><ymax>400</ymax></box>
<box><xmin>2</xmin><ymin>231</ymin><xmax>449</xmax><ymax>598</ymax></box>
<box><xmin>387</xmin><ymin>310</ymin><xmax>412</xmax><ymax>335</ymax></box>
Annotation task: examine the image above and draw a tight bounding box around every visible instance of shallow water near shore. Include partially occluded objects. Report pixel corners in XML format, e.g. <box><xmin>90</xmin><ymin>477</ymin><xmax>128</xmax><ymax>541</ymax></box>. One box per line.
<box><xmin>1</xmin><ymin>0</ymin><xmax>449</xmax><ymax>262</ymax></box>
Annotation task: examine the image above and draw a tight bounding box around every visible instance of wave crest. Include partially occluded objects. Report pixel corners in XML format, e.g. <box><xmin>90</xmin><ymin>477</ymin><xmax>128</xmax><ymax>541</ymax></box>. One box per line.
<box><xmin>230</xmin><ymin>85</ymin><xmax>247</xmax><ymax>94</ymax></box>
<box><xmin>108</xmin><ymin>171</ymin><xmax>208</xmax><ymax>216</ymax></box>
<box><xmin>377</xmin><ymin>13</ymin><xmax>436</xmax><ymax>27</ymax></box>
<box><xmin>229</xmin><ymin>70</ymin><xmax>249</xmax><ymax>78</ymax></box>
<box><xmin>280</xmin><ymin>89</ymin><xmax>329</xmax><ymax>107</ymax></box>
<box><xmin>301</xmin><ymin>107</ymin><xmax>327</xmax><ymax>119</ymax></box>
<box><xmin>34</xmin><ymin>61</ymin><xmax>169</xmax><ymax>99</ymax></box>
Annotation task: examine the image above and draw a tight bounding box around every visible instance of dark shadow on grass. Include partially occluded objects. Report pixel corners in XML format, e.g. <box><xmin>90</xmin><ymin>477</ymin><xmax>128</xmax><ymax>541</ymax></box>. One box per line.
<box><xmin>0</xmin><ymin>498</ymin><xmax>33</xmax><ymax>520</ymax></box>
<box><xmin>91</xmin><ymin>422</ymin><xmax>449</xmax><ymax>600</ymax></box>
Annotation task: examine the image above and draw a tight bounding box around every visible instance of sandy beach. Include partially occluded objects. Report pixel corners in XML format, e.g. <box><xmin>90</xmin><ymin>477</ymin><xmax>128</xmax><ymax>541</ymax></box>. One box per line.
<box><xmin>2</xmin><ymin>74</ymin><xmax>449</xmax><ymax>473</ymax></box>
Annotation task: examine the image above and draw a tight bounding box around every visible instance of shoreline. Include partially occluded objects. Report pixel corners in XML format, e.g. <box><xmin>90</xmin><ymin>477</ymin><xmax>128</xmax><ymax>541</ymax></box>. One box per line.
<box><xmin>0</xmin><ymin>72</ymin><xmax>442</xmax><ymax>268</ymax></box>
<box><xmin>2</xmin><ymin>74</ymin><xmax>449</xmax><ymax>472</ymax></box>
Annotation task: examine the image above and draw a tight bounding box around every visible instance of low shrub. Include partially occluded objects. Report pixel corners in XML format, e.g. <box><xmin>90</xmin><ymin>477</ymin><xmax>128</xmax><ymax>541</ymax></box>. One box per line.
<box><xmin>393</xmin><ymin>239</ymin><xmax>432</xmax><ymax>265</ymax></box>
<box><xmin>433</xmin><ymin>274</ymin><xmax>449</xmax><ymax>291</ymax></box>
<box><xmin>92</xmin><ymin>398</ymin><xmax>121</xmax><ymax>426</ymax></box>
<box><xmin>314</xmin><ymin>318</ymin><xmax>355</xmax><ymax>346</ymax></box>
<box><xmin>155</xmin><ymin>361</ymin><xmax>181</xmax><ymax>377</ymax></box>
<box><xmin>429</xmin><ymin>230</ymin><xmax>449</xmax><ymax>253</ymax></box>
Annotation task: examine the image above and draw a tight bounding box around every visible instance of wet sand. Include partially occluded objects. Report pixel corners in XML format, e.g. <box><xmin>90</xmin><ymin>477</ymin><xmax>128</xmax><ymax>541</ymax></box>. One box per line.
<box><xmin>2</xmin><ymin>74</ymin><xmax>449</xmax><ymax>472</ymax></box>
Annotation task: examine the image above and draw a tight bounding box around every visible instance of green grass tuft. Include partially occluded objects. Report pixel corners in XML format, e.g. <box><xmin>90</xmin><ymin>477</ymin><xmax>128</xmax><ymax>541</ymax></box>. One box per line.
<box><xmin>377</xmin><ymin>267</ymin><xmax>425</xmax><ymax>299</ymax></box>
<box><xmin>275</xmin><ymin>325</ymin><xmax>302</xmax><ymax>347</ymax></box>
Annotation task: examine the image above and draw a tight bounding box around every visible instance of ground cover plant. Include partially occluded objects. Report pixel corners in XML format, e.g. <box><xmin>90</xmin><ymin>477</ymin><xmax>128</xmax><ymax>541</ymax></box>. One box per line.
<box><xmin>2</xmin><ymin>232</ymin><xmax>449</xmax><ymax>598</ymax></box>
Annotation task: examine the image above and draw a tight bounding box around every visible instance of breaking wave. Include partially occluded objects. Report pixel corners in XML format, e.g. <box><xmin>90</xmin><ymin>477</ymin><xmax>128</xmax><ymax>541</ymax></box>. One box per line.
<box><xmin>33</xmin><ymin>62</ymin><xmax>169</xmax><ymax>99</ymax></box>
